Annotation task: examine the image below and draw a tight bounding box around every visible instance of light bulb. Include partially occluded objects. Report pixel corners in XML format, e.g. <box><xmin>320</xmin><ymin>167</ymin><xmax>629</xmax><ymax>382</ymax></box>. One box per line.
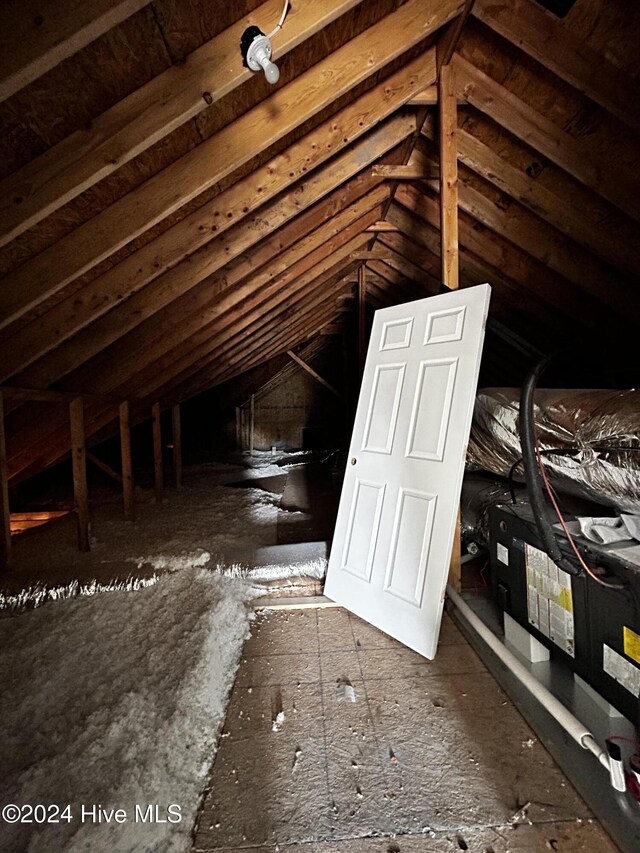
<box><xmin>260</xmin><ymin>57</ymin><xmax>280</xmax><ymax>84</ymax></box>
<box><xmin>243</xmin><ymin>32</ymin><xmax>280</xmax><ymax>86</ymax></box>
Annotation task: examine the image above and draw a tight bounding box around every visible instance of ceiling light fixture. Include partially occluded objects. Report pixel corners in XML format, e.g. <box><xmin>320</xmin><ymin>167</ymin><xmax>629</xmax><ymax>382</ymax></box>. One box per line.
<box><xmin>240</xmin><ymin>1</ymin><xmax>290</xmax><ymax>85</ymax></box>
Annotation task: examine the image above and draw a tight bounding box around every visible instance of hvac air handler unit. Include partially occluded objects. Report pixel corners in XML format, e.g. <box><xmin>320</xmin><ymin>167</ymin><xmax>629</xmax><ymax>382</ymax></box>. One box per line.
<box><xmin>489</xmin><ymin>502</ymin><xmax>640</xmax><ymax>728</ymax></box>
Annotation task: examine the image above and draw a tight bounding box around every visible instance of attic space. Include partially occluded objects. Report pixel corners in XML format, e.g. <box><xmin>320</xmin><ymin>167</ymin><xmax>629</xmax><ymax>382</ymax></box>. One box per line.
<box><xmin>1</xmin><ymin>1</ymin><xmax>639</xmax><ymax>852</ymax></box>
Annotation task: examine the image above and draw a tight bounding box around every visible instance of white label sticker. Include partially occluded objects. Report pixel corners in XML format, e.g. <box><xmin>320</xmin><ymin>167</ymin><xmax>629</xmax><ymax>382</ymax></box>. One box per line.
<box><xmin>603</xmin><ymin>645</ymin><xmax>640</xmax><ymax>698</ymax></box>
<box><xmin>497</xmin><ymin>542</ymin><xmax>509</xmax><ymax>565</ymax></box>
<box><xmin>524</xmin><ymin>543</ymin><xmax>574</xmax><ymax>657</ymax></box>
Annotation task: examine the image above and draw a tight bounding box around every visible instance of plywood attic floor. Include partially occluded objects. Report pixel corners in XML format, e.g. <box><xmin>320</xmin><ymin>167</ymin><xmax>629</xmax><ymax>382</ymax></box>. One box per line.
<box><xmin>194</xmin><ymin>608</ymin><xmax>619</xmax><ymax>852</ymax></box>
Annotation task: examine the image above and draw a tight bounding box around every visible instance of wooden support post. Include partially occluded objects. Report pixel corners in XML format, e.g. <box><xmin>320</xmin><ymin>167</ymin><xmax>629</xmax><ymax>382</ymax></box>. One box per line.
<box><xmin>439</xmin><ymin>63</ymin><xmax>459</xmax><ymax>289</ymax></box>
<box><xmin>152</xmin><ymin>402</ymin><xmax>164</xmax><ymax>503</ymax></box>
<box><xmin>70</xmin><ymin>397</ymin><xmax>90</xmax><ymax>551</ymax></box>
<box><xmin>172</xmin><ymin>404</ymin><xmax>182</xmax><ymax>490</ymax></box>
<box><xmin>119</xmin><ymin>401</ymin><xmax>134</xmax><ymax>521</ymax></box>
<box><xmin>358</xmin><ymin>265</ymin><xmax>367</xmax><ymax>374</ymax></box>
<box><xmin>439</xmin><ymin>60</ymin><xmax>462</xmax><ymax>593</ymax></box>
<box><xmin>235</xmin><ymin>406</ymin><xmax>242</xmax><ymax>450</ymax></box>
<box><xmin>0</xmin><ymin>392</ymin><xmax>10</xmax><ymax>570</ymax></box>
<box><xmin>249</xmin><ymin>395</ymin><xmax>255</xmax><ymax>455</ymax></box>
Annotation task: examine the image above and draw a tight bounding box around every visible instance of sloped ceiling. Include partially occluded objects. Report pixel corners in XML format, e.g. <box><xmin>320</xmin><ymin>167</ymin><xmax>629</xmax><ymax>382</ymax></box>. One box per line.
<box><xmin>0</xmin><ymin>0</ymin><xmax>639</xmax><ymax>484</ymax></box>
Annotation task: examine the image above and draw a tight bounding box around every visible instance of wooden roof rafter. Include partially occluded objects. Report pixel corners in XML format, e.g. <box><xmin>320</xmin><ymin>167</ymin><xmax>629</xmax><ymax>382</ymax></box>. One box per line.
<box><xmin>471</xmin><ymin>0</ymin><xmax>640</xmax><ymax>136</ymax></box>
<box><xmin>0</xmin><ymin>0</ymin><xmax>367</xmax><ymax>246</ymax></box>
<box><xmin>0</xmin><ymin>0</ymin><xmax>452</xmax><ymax>329</ymax></box>
<box><xmin>0</xmin><ymin>0</ymin><xmax>153</xmax><ymax>103</ymax></box>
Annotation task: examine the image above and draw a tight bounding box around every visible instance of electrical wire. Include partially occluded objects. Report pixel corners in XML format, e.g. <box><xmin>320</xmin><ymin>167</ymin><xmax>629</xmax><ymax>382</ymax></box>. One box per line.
<box><xmin>267</xmin><ymin>0</ymin><xmax>290</xmax><ymax>39</ymax></box>
<box><xmin>608</xmin><ymin>735</ymin><xmax>640</xmax><ymax>750</ymax></box>
<box><xmin>534</xmin><ymin>439</ymin><xmax>626</xmax><ymax>590</ymax></box>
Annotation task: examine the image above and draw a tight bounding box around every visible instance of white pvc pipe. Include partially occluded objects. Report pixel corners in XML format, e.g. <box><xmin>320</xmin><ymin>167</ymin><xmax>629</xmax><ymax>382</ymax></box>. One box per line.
<box><xmin>446</xmin><ymin>584</ymin><xmax>610</xmax><ymax>772</ymax></box>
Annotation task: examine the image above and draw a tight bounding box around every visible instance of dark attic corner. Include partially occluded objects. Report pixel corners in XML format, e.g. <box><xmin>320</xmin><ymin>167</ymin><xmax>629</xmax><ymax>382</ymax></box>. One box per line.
<box><xmin>0</xmin><ymin>1</ymin><xmax>639</xmax><ymax>852</ymax></box>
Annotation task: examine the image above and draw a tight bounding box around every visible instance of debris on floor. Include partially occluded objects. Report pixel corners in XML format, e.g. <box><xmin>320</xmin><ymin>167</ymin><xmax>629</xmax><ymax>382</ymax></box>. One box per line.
<box><xmin>194</xmin><ymin>607</ymin><xmax>619</xmax><ymax>852</ymax></box>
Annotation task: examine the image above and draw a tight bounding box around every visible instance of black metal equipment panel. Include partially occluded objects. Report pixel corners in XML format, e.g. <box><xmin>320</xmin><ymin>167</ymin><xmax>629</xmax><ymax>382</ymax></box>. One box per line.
<box><xmin>489</xmin><ymin>503</ymin><xmax>640</xmax><ymax>728</ymax></box>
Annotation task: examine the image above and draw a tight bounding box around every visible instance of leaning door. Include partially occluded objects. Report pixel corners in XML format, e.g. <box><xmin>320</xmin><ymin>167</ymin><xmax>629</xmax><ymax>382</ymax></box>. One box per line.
<box><xmin>324</xmin><ymin>284</ymin><xmax>491</xmax><ymax>658</ymax></box>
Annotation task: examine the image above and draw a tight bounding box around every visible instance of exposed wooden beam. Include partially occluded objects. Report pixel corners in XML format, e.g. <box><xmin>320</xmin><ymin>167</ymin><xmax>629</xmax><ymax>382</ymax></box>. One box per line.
<box><xmin>358</xmin><ymin>265</ymin><xmax>367</xmax><ymax>372</ymax></box>
<box><xmin>408</xmin><ymin>85</ymin><xmax>466</xmax><ymax>106</ymax></box>
<box><xmin>156</xmin><ymin>269</ymin><xmax>355</xmax><ymax>405</ymax></box>
<box><xmin>408</xmin><ymin>85</ymin><xmax>438</xmax><ymax>105</ymax></box>
<box><xmin>253</xmin><ymin>340</ymin><xmax>329</xmax><ymax>402</ymax></box>
<box><xmin>70</xmin><ymin>397</ymin><xmax>90</xmax><ymax>552</ymax></box>
<box><xmin>0</xmin><ymin>0</ymin><xmax>450</xmax><ymax>327</ymax></box>
<box><xmin>66</xmin><ymin>185</ymin><xmax>386</xmax><ymax>400</ymax></box>
<box><xmin>371</xmin><ymin>251</ymin><xmax>440</xmax><ymax>293</ymax></box>
<box><xmin>345</xmin><ymin>270</ymin><xmax>387</xmax><ymax>286</ymax></box>
<box><xmin>11</xmin><ymin>122</ymin><xmax>402</xmax><ymax>392</ymax></box>
<box><xmin>378</xmin><ymin>231</ymin><xmax>441</xmax><ymax>275</ymax></box>
<box><xmin>122</xmin><ymin>244</ymin><xmax>360</xmax><ymax>401</ymax></box>
<box><xmin>130</xmin><ymin>236</ymin><xmax>371</xmax><ymax>402</ymax></box>
<box><xmin>1</xmin><ymin>68</ymin><xmax>425</xmax><ymax>381</ymax></box>
<box><xmin>454</xmin><ymin>53</ymin><xmax>640</xmax><ymax>224</ymax></box>
<box><xmin>390</xmin><ymin>187</ymin><xmax>596</xmax><ymax>329</ymax></box>
<box><xmin>0</xmin><ymin>0</ymin><xmax>365</xmax><ymax>245</ymax></box>
<box><xmin>287</xmin><ymin>351</ymin><xmax>342</xmax><ymax>399</ymax></box>
<box><xmin>129</xmin><ymin>213</ymin><xmax>382</xmax><ymax>396</ymax></box>
<box><xmin>372</xmin><ymin>164</ymin><xmax>439</xmax><ymax>180</ymax></box>
<box><xmin>422</xmin><ymin>124</ymin><xmax>640</xmax><ymax>278</ymax></box>
<box><xmin>1</xmin><ymin>386</ymin><xmax>80</xmax><ymax>404</ymax></box>
<box><xmin>386</xmin><ymin>201</ymin><xmax>567</xmax><ymax>343</ymax></box>
<box><xmin>439</xmin><ymin>63</ymin><xmax>459</xmax><ymax>288</ymax></box>
<box><xmin>217</xmin><ymin>284</ymin><xmax>351</xmax><ymax>388</ymax></box>
<box><xmin>153</xmin><ymin>295</ymin><xmax>353</xmax><ymax>406</ymax></box>
<box><xmin>366</xmin><ymin>261</ymin><xmax>430</xmax><ymax>302</ymax></box>
<box><xmin>472</xmin><ymin>0</ymin><xmax>640</xmax><ymax>136</ymax></box>
<box><xmin>0</xmin><ymin>0</ymin><xmax>151</xmax><ymax>103</ymax></box>
<box><xmin>350</xmin><ymin>251</ymin><xmax>396</xmax><ymax>261</ymax></box>
<box><xmin>172</xmin><ymin>404</ymin><xmax>182</xmax><ymax>490</ymax></box>
<box><xmin>0</xmin><ymin>392</ymin><xmax>10</xmax><ymax>570</ymax></box>
<box><xmin>0</xmin><ymin>385</ymin><xmax>119</xmax><ymax>404</ymax></box>
<box><xmin>8</xmin><ymin>284</ymin><xmax>350</xmax><ymax>476</ymax></box>
<box><xmin>7</xmin><ymin>398</ymin><xmax>112</xmax><ymax>484</ymax></box>
<box><xmin>87</xmin><ymin>451</ymin><xmax>123</xmax><ymax>485</ymax></box>
<box><xmin>119</xmin><ymin>401</ymin><xmax>134</xmax><ymax>521</ymax></box>
<box><xmin>437</xmin><ymin>0</ymin><xmax>475</xmax><ymax>72</ymax></box>
<box><xmin>366</xmin><ymin>221</ymin><xmax>400</xmax><ymax>233</ymax></box>
<box><xmin>186</xmin><ymin>280</ymin><xmax>353</xmax><ymax>381</ymax></box>
<box><xmin>412</xmin><ymin>143</ymin><xmax>636</xmax><ymax>316</ymax></box>
<box><xmin>152</xmin><ymin>402</ymin><xmax>163</xmax><ymax>504</ymax></box>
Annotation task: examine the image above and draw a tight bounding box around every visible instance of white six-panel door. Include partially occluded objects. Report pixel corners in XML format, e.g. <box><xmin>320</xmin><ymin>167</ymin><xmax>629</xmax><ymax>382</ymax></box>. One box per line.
<box><xmin>324</xmin><ymin>284</ymin><xmax>491</xmax><ymax>658</ymax></box>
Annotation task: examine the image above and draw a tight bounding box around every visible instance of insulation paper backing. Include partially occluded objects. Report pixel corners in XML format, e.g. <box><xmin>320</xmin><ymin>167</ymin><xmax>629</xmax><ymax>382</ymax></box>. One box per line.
<box><xmin>603</xmin><ymin>644</ymin><xmax>640</xmax><ymax>697</ymax></box>
<box><xmin>524</xmin><ymin>542</ymin><xmax>575</xmax><ymax>657</ymax></box>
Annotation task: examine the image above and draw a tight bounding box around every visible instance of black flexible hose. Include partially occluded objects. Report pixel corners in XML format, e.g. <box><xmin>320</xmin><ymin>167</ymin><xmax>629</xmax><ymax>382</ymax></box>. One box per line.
<box><xmin>519</xmin><ymin>356</ymin><xmax>582</xmax><ymax>577</ymax></box>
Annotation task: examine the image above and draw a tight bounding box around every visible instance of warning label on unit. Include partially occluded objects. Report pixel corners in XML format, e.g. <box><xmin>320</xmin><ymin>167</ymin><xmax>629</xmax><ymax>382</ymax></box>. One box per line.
<box><xmin>603</xmin><ymin>644</ymin><xmax>640</xmax><ymax>698</ymax></box>
<box><xmin>524</xmin><ymin>543</ymin><xmax>575</xmax><ymax>657</ymax></box>
<box><xmin>623</xmin><ymin>627</ymin><xmax>640</xmax><ymax>666</ymax></box>
<box><xmin>497</xmin><ymin>542</ymin><xmax>509</xmax><ymax>566</ymax></box>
